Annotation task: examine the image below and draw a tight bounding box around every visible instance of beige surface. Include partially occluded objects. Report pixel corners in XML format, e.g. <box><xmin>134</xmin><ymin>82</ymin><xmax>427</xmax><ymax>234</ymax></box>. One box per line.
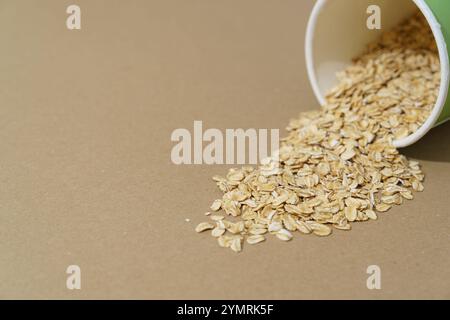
<box><xmin>0</xmin><ymin>0</ymin><xmax>449</xmax><ymax>299</ymax></box>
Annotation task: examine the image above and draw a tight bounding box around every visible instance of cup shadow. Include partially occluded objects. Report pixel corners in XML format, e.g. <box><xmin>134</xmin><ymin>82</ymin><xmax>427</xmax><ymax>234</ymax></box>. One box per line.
<box><xmin>402</xmin><ymin>122</ymin><xmax>450</xmax><ymax>163</ymax></box>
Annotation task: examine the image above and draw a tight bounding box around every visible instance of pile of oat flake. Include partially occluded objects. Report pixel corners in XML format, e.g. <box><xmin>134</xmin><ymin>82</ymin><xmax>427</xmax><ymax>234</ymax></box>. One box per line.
<box><xmin>195</xmin><ymin>12</ymin><xmax>440</xmax><ymax>252</ymax></box>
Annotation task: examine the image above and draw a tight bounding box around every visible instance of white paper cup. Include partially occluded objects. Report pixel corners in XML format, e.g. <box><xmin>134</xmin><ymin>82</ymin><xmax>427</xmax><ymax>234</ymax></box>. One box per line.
<box><xmin>305</xmin><ymin>0</ymin><xmax>450</xmax><ymax>148</ymax></box>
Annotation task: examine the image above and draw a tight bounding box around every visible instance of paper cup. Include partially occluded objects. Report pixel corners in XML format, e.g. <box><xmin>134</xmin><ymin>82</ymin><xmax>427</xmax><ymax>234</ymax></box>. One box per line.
<box><xmin>305</xmin><ymin>0</ymin><xmax>450</xmax><ymax>148</ymax></box>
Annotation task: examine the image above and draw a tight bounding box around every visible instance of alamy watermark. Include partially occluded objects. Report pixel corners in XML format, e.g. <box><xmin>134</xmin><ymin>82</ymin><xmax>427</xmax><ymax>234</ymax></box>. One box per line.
<box><xmin>66</xmin><ymin>5</ymin><xmax>81</xmax><ymax>30</ymax></box>
<box><xmin>367</xmin><ymin>5</ymin><xmax>381</xmax><ymax>30</ymax></box>
<box><xmin>366</xmin><ymin>265</ymin><xmax>381</xmax><ymax>290</ymax></box>
<box><xmin>170</xmin><ymin>121</ymin><xmax>279</xmax><ymax>165</ymax></box>
<box><xmin>66</xmin><ymin>265</ymin><xmax>81</xmax><ymax>290</ymax></box>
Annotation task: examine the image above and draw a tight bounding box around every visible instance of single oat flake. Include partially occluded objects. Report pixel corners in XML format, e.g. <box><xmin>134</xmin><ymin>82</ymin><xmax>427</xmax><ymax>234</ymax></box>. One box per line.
<box><xmin>196</xmin><ymin>12</ymin><xmax>436</xmax><ymax>252</ymax></box>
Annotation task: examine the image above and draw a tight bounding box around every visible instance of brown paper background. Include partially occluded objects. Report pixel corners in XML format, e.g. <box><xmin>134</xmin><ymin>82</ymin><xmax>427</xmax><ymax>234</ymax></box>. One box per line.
<box><xmin>0</xmin><ymin>0</ymin><xmax>448</xmax><ymax>299</ymax></box>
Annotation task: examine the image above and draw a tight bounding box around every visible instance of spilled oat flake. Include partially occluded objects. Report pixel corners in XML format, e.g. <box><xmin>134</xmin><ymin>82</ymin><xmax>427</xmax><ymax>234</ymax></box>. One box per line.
<box><xmin>196</xmin><ymin>12</ymin><xmax>439</xmax><ymax>252</ymax></box>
